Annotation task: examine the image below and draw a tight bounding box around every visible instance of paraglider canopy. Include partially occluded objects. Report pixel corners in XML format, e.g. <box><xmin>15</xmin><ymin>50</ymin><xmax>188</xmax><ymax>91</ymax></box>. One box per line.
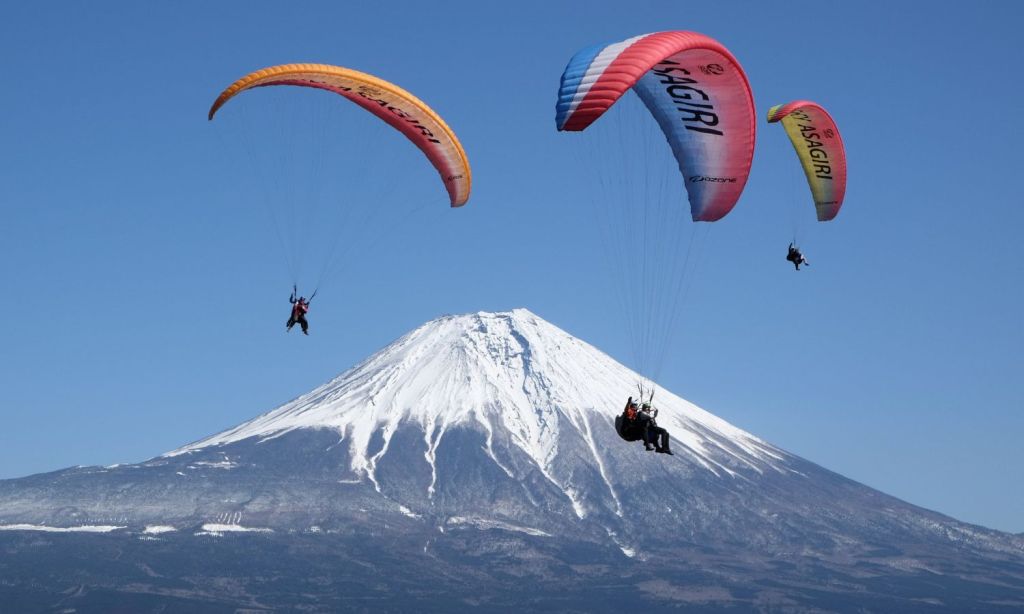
<box><xmin>767</xmin><ymin>100</ymin><xmax>846</xmax><ymax>221</ymax></box>
<box><xmin>209</xmin><ymin>63</ymin><xmax>472</xmax><ymax>207</ymax></box>
<box><xmin>555</xmin><ymin>31</ymin><xmax>756</xmax><ymax>222</ymax></box>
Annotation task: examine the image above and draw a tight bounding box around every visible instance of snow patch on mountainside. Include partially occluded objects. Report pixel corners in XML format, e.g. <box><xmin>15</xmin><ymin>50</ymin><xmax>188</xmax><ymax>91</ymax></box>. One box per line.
<box><xmin>0</xmin><ymin>524</ymin><xmax>125</xmax><ymax>533</ymax></box>
<box><xmin>197</xmin><ymin>524</ymin><xmax>274</xmax><ymax>536</ymax></box>
<box><xmin>447</xmin><ymin>516</ymin><xmax>551</xmax><ymax>537</ymax></box>
<box><xmin>143</xmin><ymin>525</ymin><xmax>177</xmax><ymax>534</ymax></box>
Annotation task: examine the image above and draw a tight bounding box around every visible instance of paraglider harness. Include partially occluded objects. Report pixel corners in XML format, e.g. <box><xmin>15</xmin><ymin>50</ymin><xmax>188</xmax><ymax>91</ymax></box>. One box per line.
<box><xmin>786</xmin><ymin>243</ymin><xmax>808</xmax><ymax>269</ymax></box>
<box><xmin>291</xmin><ymin>297</ymin><xmax>310</xmax><ymax>318</ymax></box>
<box><xmin>615</xmin><ymin>387</ymin><xmax>655</xmax><ymax>442</ymax></box>
<box><xmin>287</xmin><ymin>285</ymin><xmax>316</xmax><ymax>334</ymax></box>
<box><xmin>290</xmin><ymin>285</ymin><xmax>316</xmax><ymax>314</ymax></box>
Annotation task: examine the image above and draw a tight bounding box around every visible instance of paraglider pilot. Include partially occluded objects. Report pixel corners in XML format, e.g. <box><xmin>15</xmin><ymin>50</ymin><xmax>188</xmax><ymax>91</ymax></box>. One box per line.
<box><xmin>287</xmin><ymin>285</ymin><xmax>311</xmax><ymax>335</ymax></box>
<box><xmin>638</xmin><ymin>402</ymin><xmax>672</xmax><ymax>454</ymax></box>
<box><xmin>786</xmin><ymin>243</ymin><xmax>809</xmax><ymax>271</ymax></box>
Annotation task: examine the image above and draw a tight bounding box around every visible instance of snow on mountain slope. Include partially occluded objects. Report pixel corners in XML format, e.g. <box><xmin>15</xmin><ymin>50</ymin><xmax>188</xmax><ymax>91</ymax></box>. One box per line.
<box><xmin>170</xmin><ymin>308</ymin><xmax>786</xmax><ymax>494</ymax></box>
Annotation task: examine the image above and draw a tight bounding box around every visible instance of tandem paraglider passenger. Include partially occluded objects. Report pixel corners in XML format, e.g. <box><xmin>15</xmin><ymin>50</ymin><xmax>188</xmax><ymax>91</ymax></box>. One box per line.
<box><xmin>616</xmin><ymin>398</ymin><xmax>643</xmax><ymax>443</ymax></box>
<box><xmin>786</xmin><ymin>243</ymin><xmax>809</xmax><ymax>271</ymax></box>
<box><xmin>287</xmin><ymin>285</ymin><xmax>312</xmax><ymax>336</ymax></box>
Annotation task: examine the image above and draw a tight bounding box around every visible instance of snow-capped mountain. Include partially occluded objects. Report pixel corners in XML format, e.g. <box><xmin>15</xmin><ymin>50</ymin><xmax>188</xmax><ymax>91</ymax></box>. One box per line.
<box><xmin>171</xmin><ymin>308</ymin><xmax>787</xmax><ymax>514</ymax></box>
<box><xmin>1</xmin><ymin>309</ymin><xmax>1022</xmax><ymax>612</ymax></box>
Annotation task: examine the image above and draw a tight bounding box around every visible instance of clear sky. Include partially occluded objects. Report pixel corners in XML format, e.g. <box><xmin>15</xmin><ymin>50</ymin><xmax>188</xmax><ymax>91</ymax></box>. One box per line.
<box><xmin>1</xmin><ymin>1</ymin><xmax>1021</xmax><ymax>533</ymax></box>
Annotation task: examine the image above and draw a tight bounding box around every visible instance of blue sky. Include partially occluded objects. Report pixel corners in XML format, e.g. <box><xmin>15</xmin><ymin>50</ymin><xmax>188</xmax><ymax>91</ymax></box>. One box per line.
<box><xmin>1</xmin><ymin>1</ymin><xmax>1021</xmax><ymax>533</ymax></box>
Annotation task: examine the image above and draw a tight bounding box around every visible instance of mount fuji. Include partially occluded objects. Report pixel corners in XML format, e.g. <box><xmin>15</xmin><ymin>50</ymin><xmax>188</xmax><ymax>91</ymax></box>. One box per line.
<box><xmin>1</xmin><ymin>309</ymin><xmax>1022</xmax><ymax>612</ymax></box>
